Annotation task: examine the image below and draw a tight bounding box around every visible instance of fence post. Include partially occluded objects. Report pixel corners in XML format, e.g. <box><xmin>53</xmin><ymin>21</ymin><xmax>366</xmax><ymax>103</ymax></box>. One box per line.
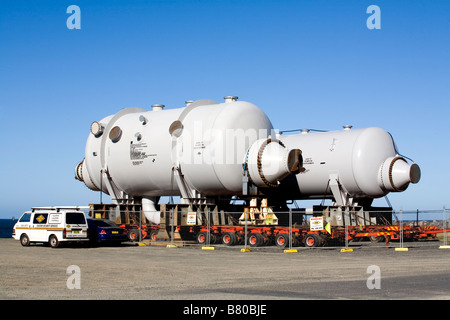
<box><xmin>416</xmin><ymin>209</ymin><xmax>419</xmax><ymax>227</ymax></box>
<box><xmin>171</xmin><ymin>210</ymin><xmax>174</xmax><ymax>245</ymax></box>
<box><xmin>202</xmin><ymin>208</ymin><xmax>215</xmax><ymax>250</ymax></box>
<box><xmin>340</xmin><ymin>209</ymin><xmax>353</xmax><ymax>252</ymax></box>
<box><xmin>167</xmin><ymin>209</ymin><xmax>177</xmax><ymax>248</ymax></box>
<box><xmin>289</xmin><ymin>208</ymin><xmax>292</xmax><ymax>250</ymax></box>
<box><xmin>284</xmin><ymin>208</ymin><xmax>298</xmax><ymax>253</ymax></box>
<box><xmin>207</xmin><ymin>208</ymin><xmax>210</xmax><ymax>247</ymax></box>
<box><xmin>440</xmin><ymin>206</ymin><xmax>450</xmax><ymax>249</ymax></box>
<box><xmin>443</xmin><ymin>206</ymin><xmax>446</xmax><ymax>246</ymax></box>
<box><xmin>345</xmin><ymin>219</ymin><xmax>349</xmax><ymax>248</ymax></box>
<box><xmin>241</xmin><ymin>209</ymin><xmax>250</xmax><ymax>252</ymax></box>
<box><xmin>139</xmin><ymin>208</ymin><xmax>142</xmax><ymax>243</ymax></box>
<box><xmin>395</xmin><ymin>208</ymin><xmax>408</xmax><ymax>251</ymax></box>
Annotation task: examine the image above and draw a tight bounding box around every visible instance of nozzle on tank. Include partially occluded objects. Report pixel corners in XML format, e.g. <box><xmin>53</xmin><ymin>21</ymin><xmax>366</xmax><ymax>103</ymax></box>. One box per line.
<box><xmin>246</xmin><ymin>138</ymin><xmax>303</xmax><ymax>188</ymax></box>
<box><xmin>75</xmin><ymin>160</ymin><xmax>84</xmax><ymax>181</ymax></box>
<box><xmin>151</xmin><ymin>104</ymin><xmax>165</xmax><ymax>111</ymax></box>
<box><xmin>378</xmin><ymin>156</ymin><xmax>421</xmax><ymax>192</ymax></box>
<box><xmin>224</xmin><ymin>96</ymin><xmax>238</xmax><ymax>103</ymax></box>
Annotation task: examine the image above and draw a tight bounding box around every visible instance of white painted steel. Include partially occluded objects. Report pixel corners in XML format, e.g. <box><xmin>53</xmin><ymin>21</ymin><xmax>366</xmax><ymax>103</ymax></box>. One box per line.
<box><xmin>77</xmin><ymin>99</ymin><xmax>294</xmax><ymax>200</ymax></box>
<box><xmin>279</xmin><ymin>127</ymin><xmax>420</xmax><ymax>200</ymax></box>
<box><xmin>142</xmin><ymin>197</ymin><xmax>160</xmax><ymax>224</ymax></box>
<box><xmin>76</xmin><ymin>98</ymin><xmax>420</xmax><ymax>207</ymax></box>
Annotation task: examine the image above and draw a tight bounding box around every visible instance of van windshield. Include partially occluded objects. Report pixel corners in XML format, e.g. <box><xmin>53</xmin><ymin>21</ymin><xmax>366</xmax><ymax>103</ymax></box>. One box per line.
<box><xmin>66</xmin><ymin>212</ymin><xmax>87</xmax><ymax>224</ymax></box>
<box><xmin>19</xmin><ymin>213</ymin><xmax>31</xmax><ymax>222</ymax></box>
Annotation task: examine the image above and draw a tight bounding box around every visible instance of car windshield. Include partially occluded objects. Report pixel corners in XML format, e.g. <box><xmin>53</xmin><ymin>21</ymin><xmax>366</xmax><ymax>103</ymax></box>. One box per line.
<box><xmin>66</xmin><ymin>212</ymin><xmax>87</xmax><ymax>224</ymax></box>
<box><xmin>91</xmin><ymin>220</ymin><xmax>118</xmax><ymax>227</ymax></box>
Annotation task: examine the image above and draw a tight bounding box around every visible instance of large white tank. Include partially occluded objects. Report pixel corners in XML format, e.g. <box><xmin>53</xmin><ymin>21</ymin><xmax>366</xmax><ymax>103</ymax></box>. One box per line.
<box><xmin>76</xmin><ymin>97</ymin><xmax>420</xmax><ymax>223</ymax></box>
<box><xmin>277</xmin><ymin>126</ymin><xmax>421</xmax><ymax>204</ymax></box>
<box><xmin>75</xmin><ymin>97</ymin><xmax>300</xmax><ymax>209</ymax></box>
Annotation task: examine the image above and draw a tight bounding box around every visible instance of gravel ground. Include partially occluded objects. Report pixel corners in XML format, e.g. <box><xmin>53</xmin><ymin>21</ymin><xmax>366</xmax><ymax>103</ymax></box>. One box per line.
<box><xmin>1</xmin><ymin>238</ymin><xmax>449</xmax><ymax>300</ymax></box>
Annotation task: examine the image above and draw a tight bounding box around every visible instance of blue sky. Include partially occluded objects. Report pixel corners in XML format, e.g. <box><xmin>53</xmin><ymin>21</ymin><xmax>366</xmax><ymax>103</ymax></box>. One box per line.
<box><xmin>1</xmin><ymin>0</ymin><xmax>449</xmax><ymax>219</ymax></box>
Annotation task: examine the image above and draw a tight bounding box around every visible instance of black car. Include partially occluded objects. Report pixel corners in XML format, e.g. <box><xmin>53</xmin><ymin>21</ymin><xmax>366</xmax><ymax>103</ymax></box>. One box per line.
<box><xmin>87</xmin><ymin>219</ymin><xmax>128</xmax><ymax>245</ymax></box>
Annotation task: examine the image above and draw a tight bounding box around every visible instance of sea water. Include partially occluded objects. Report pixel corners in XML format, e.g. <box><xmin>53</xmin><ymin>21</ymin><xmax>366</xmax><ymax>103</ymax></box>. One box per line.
<box><xmin>0</xmin><ymin>219</ymin><xmax>16</xmax><ymax>238</ymax></box>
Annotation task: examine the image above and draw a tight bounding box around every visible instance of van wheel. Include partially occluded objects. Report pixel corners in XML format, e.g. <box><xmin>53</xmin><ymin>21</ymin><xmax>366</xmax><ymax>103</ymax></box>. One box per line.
<box><xmin>49</xmin><ymin>235</ymin><xmax>60</xmax><ymax>248</ymax></box>
<box><xmin>20</xmin><ymin>234</ymin><xmax>30</xmax><ymax>246</ymax></box>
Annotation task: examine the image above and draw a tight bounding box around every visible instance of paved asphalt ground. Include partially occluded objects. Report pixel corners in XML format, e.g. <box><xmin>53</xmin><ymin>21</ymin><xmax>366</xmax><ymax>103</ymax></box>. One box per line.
<box><xmin>1</xmin><ymin>238</ymin><xmax>449</xmax><ymax>301</ymax></box>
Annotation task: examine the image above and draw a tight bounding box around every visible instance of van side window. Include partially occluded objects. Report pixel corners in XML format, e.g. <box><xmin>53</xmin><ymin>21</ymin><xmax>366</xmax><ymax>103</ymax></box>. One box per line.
<box><xmin>33</xmin><ymin>213</ymin><xmax>48</xmax><ymax>224</ymax></box>
<box><xmin>19</xmin><ymin>213</ymin><xmax>31</xmax><ymax>222</ymax></box>
<box><xmin>66</xmin><ymin>212</ymin><xmax>86</xmax><ymax>224</ymax></box>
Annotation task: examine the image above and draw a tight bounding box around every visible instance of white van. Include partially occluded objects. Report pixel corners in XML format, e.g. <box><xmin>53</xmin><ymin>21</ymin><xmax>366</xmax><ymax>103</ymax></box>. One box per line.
<box><xmin>12</xmin><ymin>206</ymin><xmax>89</xmax><ymax>248</ymax></box>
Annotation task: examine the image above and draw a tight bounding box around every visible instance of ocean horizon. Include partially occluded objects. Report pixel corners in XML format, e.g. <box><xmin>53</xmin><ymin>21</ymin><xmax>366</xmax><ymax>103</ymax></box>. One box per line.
<box><xmin>0</xmin><ymin>219</ymin><xmax>16</xmax><ymax>238</ymax></box>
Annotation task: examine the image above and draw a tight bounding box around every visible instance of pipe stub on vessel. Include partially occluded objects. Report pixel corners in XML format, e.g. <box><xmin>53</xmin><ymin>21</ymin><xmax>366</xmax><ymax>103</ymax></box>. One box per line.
<box><xmin>109</xmin><ymin>126</ymin><xmax>122</xmax><ymax>143</ymax></box>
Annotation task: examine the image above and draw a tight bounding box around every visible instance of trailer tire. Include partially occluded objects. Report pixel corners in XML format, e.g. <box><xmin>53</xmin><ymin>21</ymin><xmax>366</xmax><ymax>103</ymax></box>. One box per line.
<box><xmin>305</xmin><ymin>233</ymin><xmax>321</xmax><ymax>248</ymax></box>
<box><xmin>149</xmin><ymin>229</ymin><xmax>159</xmax><ymax>241</ymax></box>
<box><xmin>210</xmin><ymin>233</ymin><xmax>219</xmax><ymax>244</ymax></box>
<box><xmin>248</xmin><ymin>233</ymin><xmax>264</xmax><ymax>247</ymax></box>
<box><xmin>221</xmin><ymin>232</ymin><xmax>237</xmax><ymax>246</ymax></box>
<box><xmin>196</xmin><ymin>231</ymin><xmax>208</xmax><ymax>245</ymax></box>
<box><xmin>370</xmin><ymin>235</ymin><xmax>385</xmax><ymax>243</ymax></box>
<box><xmin>320</xmin><ymin>234</ymin><xmax>328</xmax><ymax>247</ymax></box>
<box><xmin>275</xmin><ymin>233</ymin><xmax>289</xmax><ymax>248</ymax></box>
<box><xmin>128</xmin><ymin>229</ymin><xmax>141</xmax><ymax>242</ymax></box>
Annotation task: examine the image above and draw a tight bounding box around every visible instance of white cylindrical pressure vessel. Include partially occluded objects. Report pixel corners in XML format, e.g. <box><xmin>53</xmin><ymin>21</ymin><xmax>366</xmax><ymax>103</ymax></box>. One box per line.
<box><xmin>77</xmin><ymin>98</ymin><xmax>298</xmax><ymax>200</ymax></box>
<box><xmin>76</xmin><ymin>98</ymin><xmax>418</xmax><ymax>207</ymax></box>
<box><xmin>279</xmin><ymin>127</ymin><xmax>420</xmax><ymax>201</ymax></box>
